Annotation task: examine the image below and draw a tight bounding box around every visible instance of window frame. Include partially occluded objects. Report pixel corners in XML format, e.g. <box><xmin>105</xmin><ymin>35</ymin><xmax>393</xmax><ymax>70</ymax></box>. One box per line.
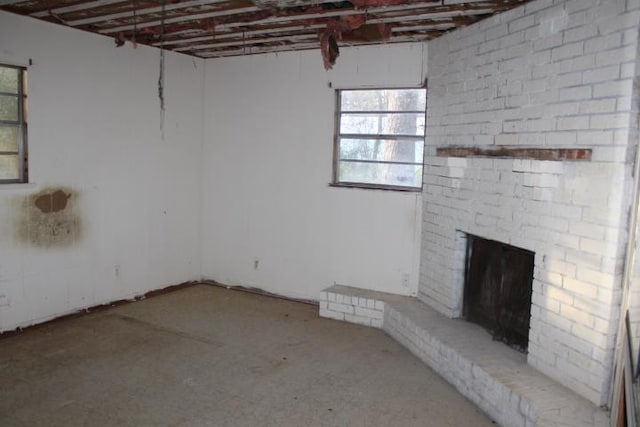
<box><xmin>332</xmin><ymin>86</ymin><xmax>426</xmax><ymax>192</ymax></box>
<box><xmin>0</xmin><ymin>63</ymin><xmax>28</xmax><ymax>184</ymax></box>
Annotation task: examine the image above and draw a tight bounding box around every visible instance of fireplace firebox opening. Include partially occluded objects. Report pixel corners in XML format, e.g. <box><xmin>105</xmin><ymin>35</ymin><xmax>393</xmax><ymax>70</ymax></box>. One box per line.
<box><xmin>463</xmin><ymin>234</ymin><xmax>534</xmax><ymax>352</ymax></box>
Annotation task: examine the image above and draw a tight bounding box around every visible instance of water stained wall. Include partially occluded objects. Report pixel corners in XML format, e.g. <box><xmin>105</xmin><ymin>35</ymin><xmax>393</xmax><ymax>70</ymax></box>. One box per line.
<box><xmin>14</xmin><ymin>187</ymin><xmax>82</xmax><ymax>248</ymax></box>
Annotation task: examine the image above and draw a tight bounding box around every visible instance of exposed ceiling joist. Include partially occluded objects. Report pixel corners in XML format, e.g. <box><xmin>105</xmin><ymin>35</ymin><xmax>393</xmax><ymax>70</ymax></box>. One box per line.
<box><xmin>64</xmin><ymin>0</ymin><xmax>227</xmax><ymax>26</ymax></box>
<box><xmin>99</xmin><ymin>1</ymin><xmax>461</xmax><ymax>35</ymax></box>
<box><xmin>198</xmin><ymin>34</ymin><xmax>432</xmax><ymax>58</ymax></box>
<box><xmin>99</xmin><ymin>5</ymin><xmax>262</xmax><ymax>34</ymax></box>
<box><xmin>1</xmin><ymin>0</ymin><xmax>534</xmax><ymax>64</ymax></box>
<box><xmin>30</xmin><ymin>0</ymin><xmax>132</xmax><ymax>17</ymax></box>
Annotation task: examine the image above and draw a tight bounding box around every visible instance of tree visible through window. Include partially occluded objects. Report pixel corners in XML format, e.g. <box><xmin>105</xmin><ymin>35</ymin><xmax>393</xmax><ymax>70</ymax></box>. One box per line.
<box><xmin>334</xmin><ymin>88</ymin><xmax>426</xmax><ymax>190</ymax></box>
<box><xmin>0</xmin><ymin>64</ymin><xmax>27</xmax><ymax>183</ymax></box>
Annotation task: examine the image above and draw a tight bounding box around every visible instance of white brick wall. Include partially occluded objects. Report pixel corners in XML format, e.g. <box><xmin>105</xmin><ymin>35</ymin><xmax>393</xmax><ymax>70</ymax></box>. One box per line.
<box><xmin>626</xmin><ymin>6</ymin><xmax>640</xmax><ymax>375</ymax></box>
<box><xmin>422</xmin><ymin>0</ymin><xmax>640</xmax><ymax>406</ymax></box>
<box><xmin>319</xmin><ymin>288</ymin><xmax>385</xmax><ymax>328</ymax></box>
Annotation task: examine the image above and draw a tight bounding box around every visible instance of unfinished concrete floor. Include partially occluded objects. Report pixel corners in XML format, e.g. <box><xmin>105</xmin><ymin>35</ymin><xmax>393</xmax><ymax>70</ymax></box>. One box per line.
<box><xmin>0</xmin><ymin>284</ymin><xmax>495</xmax><ymax>426</ymax></box>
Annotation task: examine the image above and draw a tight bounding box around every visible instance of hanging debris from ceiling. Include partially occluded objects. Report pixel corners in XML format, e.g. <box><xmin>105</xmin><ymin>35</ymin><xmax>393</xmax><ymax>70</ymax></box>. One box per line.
<box><xmin>319</xmin><ymin>14</ymin><xmax>391</xmax><ymax>69</ymax></box>
<box><xmin>113</xmin><ymin>0</ymin><xmax>138</xmax><ymax>48</ymax></box>
<box><xmin>130</xmin><ymin>0</ymin><xmax>138</xmax><ymax>48</ymax></box>
<box><xmin>320</xmin><ymin>30</ymin><xmax>340</xmax><ymax>70</ymax></box>
<box><xmin>158</xmin><ymin>0</ymin><xmax>166</xmax><ymax>137</ymax></box>
<box><xmin>114</xmin><ymin>32</ymin><xmax>126</xmax><ymax>47</ymax></box>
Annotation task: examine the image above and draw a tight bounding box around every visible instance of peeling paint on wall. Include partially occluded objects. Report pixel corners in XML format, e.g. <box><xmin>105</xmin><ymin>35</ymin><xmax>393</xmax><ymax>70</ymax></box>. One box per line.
<box><xmin>14</xmin><ymin>187</ymin><xmax>82</xmax><ymax>248</ymax></box>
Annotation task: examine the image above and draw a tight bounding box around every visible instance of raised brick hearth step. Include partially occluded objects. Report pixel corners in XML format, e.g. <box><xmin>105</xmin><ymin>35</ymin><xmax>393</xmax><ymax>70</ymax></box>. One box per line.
<box><xmin>319</xmin><ymin>285</ymin><xmax>608</xmax><ymax>427</ymax></box>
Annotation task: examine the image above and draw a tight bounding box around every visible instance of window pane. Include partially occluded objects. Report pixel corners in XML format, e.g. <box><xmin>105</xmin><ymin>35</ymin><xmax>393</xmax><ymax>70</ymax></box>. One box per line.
<box><xmin>340</xmin><ymin>112</ymin><xmax>425</xmax><ymax>136</ymax></box>
<box><xmin>334</xmin><ymin>87</ymin><xmax>426</xmax><ymax>190</ymax></box>
<box><xmin>0</xmin><ymin>126</ymin><xmax>18</xmax><ymax>152</ymax></box>
<box><xmin>338</xmin><ymin>161</ymin><xmax>422</xmax><ymax>188</ymax></box>
<box><xmin>0</xmin><ymin>67</ymin><xmax>19</xmax><ymax>94</ymax></box>
<box><xmin>0</xmin><ymin>95</ymin><xmax>19</xmax><ymax>121</ymax></box>
<box><xmin>340</xmin><ymin>138</ymin><xmax>423</xmax><ymax>163</ymax></box>
<box><xmin>0</xmin><ymin>154</ymin><xmax>19</xmax><ymax>180</ymax></box>
<box><xmin>341</xmin><ymin>89</ymin><xmax>426</xmax><ymax>112</ymax></box>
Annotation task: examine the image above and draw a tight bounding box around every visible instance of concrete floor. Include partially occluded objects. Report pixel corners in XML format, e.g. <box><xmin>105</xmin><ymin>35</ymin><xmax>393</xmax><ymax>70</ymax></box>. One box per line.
<box><xmin>0</xmin><ymin>284</ymin><xmax>495</xmax><ymax>426</ymax></box>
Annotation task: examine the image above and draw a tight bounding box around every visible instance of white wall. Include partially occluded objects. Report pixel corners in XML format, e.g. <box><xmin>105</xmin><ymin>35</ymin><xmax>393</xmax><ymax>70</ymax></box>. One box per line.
<box><xmin>0</xmin><ymin>11</ymin><xmax>429</xmax><ymax>327</ymax></box>
<box><xmin>422</xmin><ymin>0</ymin><xmax>640</xmax><ymax>405</ymax></box>
<box><xmin>0</xmin><ymin>11</ymin><xmax>204</xmax><ymax>331</ymax></box>
<box><xmin>201</xmin><ymin>43</ymin><xmax>427</xmax><ymax>300</ymax></box>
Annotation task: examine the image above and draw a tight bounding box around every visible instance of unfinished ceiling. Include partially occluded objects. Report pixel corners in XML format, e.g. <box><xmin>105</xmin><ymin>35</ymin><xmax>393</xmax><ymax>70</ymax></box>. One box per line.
<box><xmin>0</xmin><ymin>0</ymin><xmax>532</xmax><ymax>62</ymax></box>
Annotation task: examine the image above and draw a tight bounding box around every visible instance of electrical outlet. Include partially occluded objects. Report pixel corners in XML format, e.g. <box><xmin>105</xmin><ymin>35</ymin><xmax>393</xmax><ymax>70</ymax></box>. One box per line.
<box><xmin>253</xmin><ymin>258</ymin><xmax>260</xmax><ymax>270</ymax></box>
<box><xmin>401</xmin><ymin>273</ymin><xmax>410</xmax><ymax>288</ymax></box>
<box><xmin>0</xmin><ymin>294</ymin><xmax>9</xmax><ymax>307</ymax></box>
<box><xmin>114</xmin><ymin>265</ymin><xmax>121</xmax><ymax>278</ymax></box>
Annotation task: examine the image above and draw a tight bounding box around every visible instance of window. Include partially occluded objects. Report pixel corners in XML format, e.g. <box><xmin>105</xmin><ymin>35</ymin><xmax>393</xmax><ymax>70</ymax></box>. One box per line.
<box><xmin>333</xmin><ymin>88</ymin><xmax>426</xmax><ymax>190</ymax></box>
<box><xmin>0</xmin><ymin>64</ymin><xmax>27</xmax><ymax>183</ymax></box>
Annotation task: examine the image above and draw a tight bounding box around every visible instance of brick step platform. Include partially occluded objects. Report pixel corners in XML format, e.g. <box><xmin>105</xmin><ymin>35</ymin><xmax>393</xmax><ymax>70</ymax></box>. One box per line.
<box><xmin>319</xmin><ymin>285</ymin><xmax>608</xmax><ymax>427</ymax></box>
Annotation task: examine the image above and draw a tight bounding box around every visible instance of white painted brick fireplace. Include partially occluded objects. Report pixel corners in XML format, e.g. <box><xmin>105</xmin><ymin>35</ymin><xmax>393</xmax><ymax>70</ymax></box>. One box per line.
<box><xmin>420</xmin><ymin>0</ymin><xmax>640</xmax><ymax>406</ymax></box>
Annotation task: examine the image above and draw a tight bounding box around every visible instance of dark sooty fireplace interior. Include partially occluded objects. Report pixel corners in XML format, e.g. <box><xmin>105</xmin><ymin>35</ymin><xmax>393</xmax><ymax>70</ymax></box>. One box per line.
<box><xmin>463</xmin><ymin>235</ymin><xmax>534</xmax><ymax>352</ymax></box>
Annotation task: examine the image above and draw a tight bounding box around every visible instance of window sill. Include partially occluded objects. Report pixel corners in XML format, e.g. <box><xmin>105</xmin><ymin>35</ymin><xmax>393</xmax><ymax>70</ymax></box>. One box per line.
<box><xmin>329</xmin><ymin>183</ymin><xmax>422</xmax><ymax>193</ymax></box>
<box><xmin>0</xmin><ymin>182</ymin><xmax>37</xmax><ymax>190</ymax></box>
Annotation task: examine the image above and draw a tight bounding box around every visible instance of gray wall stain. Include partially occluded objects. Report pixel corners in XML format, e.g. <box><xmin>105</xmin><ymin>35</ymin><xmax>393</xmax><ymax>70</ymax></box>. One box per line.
<box><xmin>14</xmin><ymin>187</ymin><xmax>82</xmax><ymax>248</ymax></box>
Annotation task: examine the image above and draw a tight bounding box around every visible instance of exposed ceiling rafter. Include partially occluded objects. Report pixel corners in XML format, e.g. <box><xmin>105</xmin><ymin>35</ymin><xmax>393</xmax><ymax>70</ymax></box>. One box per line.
<box><xmin>1</xmin><ymin>0</ymin><xmax>534</xmax><ymax>61</ymax></box>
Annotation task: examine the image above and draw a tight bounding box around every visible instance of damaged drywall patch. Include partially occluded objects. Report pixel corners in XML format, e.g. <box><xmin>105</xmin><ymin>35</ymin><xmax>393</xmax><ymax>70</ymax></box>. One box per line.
<box><xmin>14</xmin><ymin>187</ymin><xmax>82</xmax><ymax>248</ymax></box>
<box><xmin>34</xmin><ymin>190</ymin><xmax>70</xmax><ymax>214</ymax></box>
